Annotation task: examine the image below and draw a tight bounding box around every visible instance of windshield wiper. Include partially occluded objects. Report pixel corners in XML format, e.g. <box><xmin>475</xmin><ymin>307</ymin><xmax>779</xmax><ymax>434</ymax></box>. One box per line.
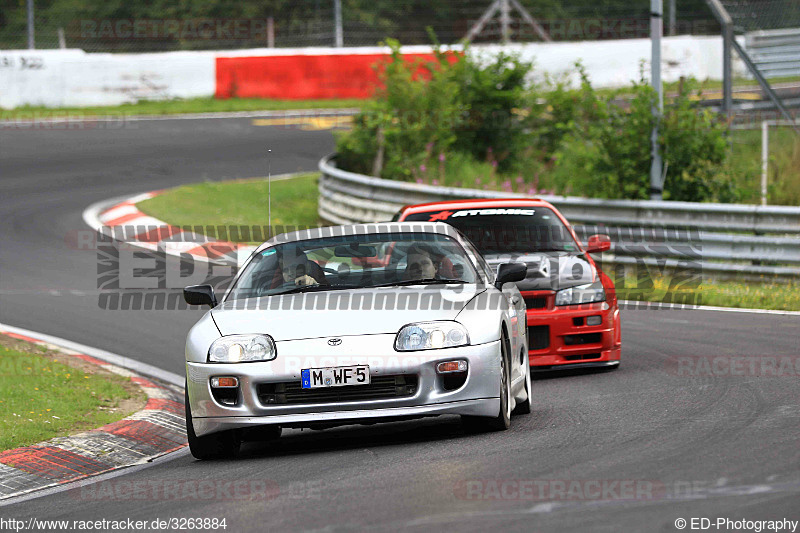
<box><xmin>269</xmin><ymin>284</ymin><xmax>359</xmax><ymax>296</ymax></box>
<box><xmin>368</xmin><ymin>278</ymin><xmax>469</xmax><ymax>288</ymax></box>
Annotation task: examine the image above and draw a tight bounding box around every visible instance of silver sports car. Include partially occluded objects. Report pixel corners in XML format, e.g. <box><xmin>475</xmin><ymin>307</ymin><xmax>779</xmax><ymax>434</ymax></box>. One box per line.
<box><xmin>182</xmin><ymin>222</ymin><xmax>531</xmax><ymax>459</ymax></box>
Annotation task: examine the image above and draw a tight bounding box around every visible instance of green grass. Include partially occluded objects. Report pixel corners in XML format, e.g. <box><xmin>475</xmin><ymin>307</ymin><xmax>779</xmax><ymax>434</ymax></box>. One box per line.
<box><xmin>664</xmin><ymin>75</ymin><xmax>800</xmax><ymax>92</ymax></box>
<box><xmin>1</xmin><ymin>97</ymin><xmax>365</xmax><ymax>119</ymax></box>
<box><xmin>597</xmin><ymin>75</ymin><xmax>800</xmax><ymax>99</ymax></box>
<box><xmin>0</xmin><ymin>341</ymin><xmax>145</xmax><ymax>452</ymax></box>
<box><xmin>728</xmin><ymin>128</ymin><xmax>800</xmax><ymax>206</ymax></box>
<box><xmin>137</xmin><ymin>173</ymin><xmax>322</xmax><ymax>240</ymax></box>
<box><xmin>617</xmin><ymin>276</ymin><xmax>800</xmax><ymax>312</ymax></box>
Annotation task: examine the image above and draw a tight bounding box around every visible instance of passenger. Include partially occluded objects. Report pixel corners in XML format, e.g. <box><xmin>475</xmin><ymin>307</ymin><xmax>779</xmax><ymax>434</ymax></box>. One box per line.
<box><xmin>403</xmin><ymin>244</ymin><xmax>457</xmax><ymax>281</ymax></box>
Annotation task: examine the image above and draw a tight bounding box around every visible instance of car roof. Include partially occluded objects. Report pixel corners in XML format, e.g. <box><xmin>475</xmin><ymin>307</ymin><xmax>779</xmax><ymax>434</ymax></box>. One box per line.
<box><xmin>398</xmin><ymin>198</ymin><xmax>558</xmax><ymax>217</ymax></box>
<box><xmin>257</xmin><ymin>221</ymin><xmax>464</xmax><ymax>252</ymax></box>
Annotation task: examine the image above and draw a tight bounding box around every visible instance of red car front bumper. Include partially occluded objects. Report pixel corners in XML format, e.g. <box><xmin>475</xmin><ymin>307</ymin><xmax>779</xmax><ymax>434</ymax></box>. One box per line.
<box><xmin>522</xmin><ymin>291</ymin><xmax>621</xmax><ymax>370</ymax></box>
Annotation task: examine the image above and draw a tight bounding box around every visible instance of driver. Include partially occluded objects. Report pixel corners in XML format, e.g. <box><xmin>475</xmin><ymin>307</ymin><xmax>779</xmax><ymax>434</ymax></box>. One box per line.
<box><xmin>277</xmin><ymin>249</ymin><xmax>328</xmax><ymax>287</ymax></box>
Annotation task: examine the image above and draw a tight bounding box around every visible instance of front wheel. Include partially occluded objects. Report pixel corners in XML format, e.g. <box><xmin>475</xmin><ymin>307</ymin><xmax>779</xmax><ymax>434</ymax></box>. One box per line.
<box><xmin>462</xmin><ymin>336</ymin><xmax>512</xmax><ymax>432</ymax></box>
<box><xmin>185</xmin><ymin>386</ymin><xmax>240</xmax><ymax>460</ymax></box>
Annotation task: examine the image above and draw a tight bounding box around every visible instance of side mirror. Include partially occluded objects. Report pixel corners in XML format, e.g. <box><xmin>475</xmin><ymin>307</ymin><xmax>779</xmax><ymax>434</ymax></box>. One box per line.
<box><xmin>495</xmin><ymin>262</ymin><xmax>527</xmax><ymax>289</ymax></box>
<box><xmin>585</xmin><ymin>234</ymin><xmax>611</xmax><ymax>253</ymax></box>
<box><xmin>184</xmin><ymin>284</ymin><xmax>217</xmax><ymax>308</ymax></box>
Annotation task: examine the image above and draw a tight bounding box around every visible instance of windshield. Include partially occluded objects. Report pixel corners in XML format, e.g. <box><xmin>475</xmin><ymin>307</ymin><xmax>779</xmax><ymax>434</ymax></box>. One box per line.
<box><xmin>226</xmin><ymin>232</ymin><xmax>479</xmax><ymax>301</ymax></box>
<box><xmin>402</xmin><ymin>207</ymin><xmax>579</xmax><ymax>255</ymax></box>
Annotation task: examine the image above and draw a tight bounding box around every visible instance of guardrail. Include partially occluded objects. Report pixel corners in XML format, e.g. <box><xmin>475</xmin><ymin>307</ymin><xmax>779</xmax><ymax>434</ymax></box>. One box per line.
<box><xmin>318</xmin><ymin>154</ymin><xmax>800</xmax><ymax>280</ymax></box>
<box><xmin>746</xmin><ymin>27</ymin><xmax>800</xmax><ymax>79</ymax></box>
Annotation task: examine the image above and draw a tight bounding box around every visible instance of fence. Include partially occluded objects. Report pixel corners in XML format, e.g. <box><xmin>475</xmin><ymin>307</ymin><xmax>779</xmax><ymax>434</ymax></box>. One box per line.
<box><xmin>0</xmin><ymin>0</ymin><xmax>719</xmax><ymax>52</ymax></box>
<box><xmin>318</xmin><ymin>154</ymin><xmax>800</xmax><ymax>280</ymax></box>
<box><xmin>745</xmin><ymin>27</ymin><xmax>800</xmax><ymax>79</ymax></box>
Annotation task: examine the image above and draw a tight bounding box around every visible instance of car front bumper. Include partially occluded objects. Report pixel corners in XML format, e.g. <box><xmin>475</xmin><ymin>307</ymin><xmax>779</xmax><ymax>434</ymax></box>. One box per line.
<box><xmin>186</xmin><ymin>338</ymin><xmax>502</xmax><ymax>437</ymax></box>
<box><xmin>525</xmin><ymin>299</ymin><xmax>621</xmax><ymax>370</ymax></box>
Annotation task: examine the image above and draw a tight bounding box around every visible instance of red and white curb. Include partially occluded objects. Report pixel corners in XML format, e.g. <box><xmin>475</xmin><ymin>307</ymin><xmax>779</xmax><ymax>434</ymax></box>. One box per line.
<box><xmin>84</xmin><ymin>191</ymin><xmax>256</xmax><ymax>268</ymax></box>
<box><xmin>0</xmin><ymin>326</ymin><xmax>186</xmax><ymax>501</ymax></box>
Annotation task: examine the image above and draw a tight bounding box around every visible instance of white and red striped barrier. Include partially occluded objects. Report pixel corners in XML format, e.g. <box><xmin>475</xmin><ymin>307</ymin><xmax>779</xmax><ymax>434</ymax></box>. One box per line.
<box><xmin>0</xmin><ymin>37</ymin><xmax>745</xmax><ymax>109</ymax></box>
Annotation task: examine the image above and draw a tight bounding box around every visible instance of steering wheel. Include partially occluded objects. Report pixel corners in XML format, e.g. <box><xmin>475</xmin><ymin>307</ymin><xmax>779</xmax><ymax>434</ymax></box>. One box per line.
<box><xmin>322</xmin><ymin>267</ymin><xmax>339</xmax><ymax>275</ymax></box>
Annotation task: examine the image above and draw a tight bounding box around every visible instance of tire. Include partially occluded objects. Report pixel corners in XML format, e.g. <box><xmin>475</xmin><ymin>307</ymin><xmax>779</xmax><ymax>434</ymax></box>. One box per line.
<box><xmin>185</xmin><ymin>386</ymin><xmax>240</xmax><ymax>460</ymax></box>
<box><xmin>513</xmin><ymin>355</ymin><xmax>532</xmax><ymax>415</ymax></box>
<box><xmin>462</xmin><ymin>334</ymin><xmax>512</xmax><ymax>432</ymax></box>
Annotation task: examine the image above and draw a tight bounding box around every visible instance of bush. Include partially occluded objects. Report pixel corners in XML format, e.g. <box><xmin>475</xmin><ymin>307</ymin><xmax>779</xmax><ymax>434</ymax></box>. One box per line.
<box><xmin>336</xmin><ymin>41</ymin><xmax>738</xmax><ymax>203</ymax></box>
<box><xmin>336</xmin><ymin>38</ymin><xmax>533</xmax><ymax>180</ymax></box>
<box><xmin>549</xmin><ymin>72</ymin><xmax>731</xmax><ymax>201</ymax></box>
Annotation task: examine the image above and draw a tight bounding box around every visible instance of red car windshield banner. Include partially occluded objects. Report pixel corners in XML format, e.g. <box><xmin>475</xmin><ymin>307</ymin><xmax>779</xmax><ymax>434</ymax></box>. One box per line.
<box><xmin>427</xmin><ymin>209</ymin><xmax>536</xmax><ymax>221</ymax></box>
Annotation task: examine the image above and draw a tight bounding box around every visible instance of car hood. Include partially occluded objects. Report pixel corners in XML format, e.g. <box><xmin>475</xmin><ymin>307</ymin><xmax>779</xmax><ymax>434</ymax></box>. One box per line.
<box><xmin>483</xmin><ymin>252</ymin><xmax>597</xmax><ymax>291</ymax></box>
<box><xmin>212</xmin><ymin>285</ymin><xmax>486</xmax><ymax>341</ymax></box>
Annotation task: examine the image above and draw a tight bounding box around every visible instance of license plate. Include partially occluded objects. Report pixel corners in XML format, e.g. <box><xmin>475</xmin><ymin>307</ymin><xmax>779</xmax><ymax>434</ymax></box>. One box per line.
<box><xmin>301</xmin><ymin>365</ymin><xmax>370</xmax><ymax>389</ymax></box>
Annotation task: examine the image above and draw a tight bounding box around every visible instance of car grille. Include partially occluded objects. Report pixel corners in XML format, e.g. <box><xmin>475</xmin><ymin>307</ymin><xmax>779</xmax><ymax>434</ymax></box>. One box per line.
<box><xmin>257</xmin><ymin>375</ymin><xmax>418</xmax><ymax>405</ymax></box>
<box><xmin>563</xmin><ymin>333</ymin><xmax>602</xmax><ymax>346</ymax></box>
<box><xmin>524</xmin><ymin>296</ymin><xmax>547</xmax><ymax>309</ymax></box>
<box><xmin>528</xmin><ymin>325</ymin><xmax>550</xmax><ymax>350</ymax></box>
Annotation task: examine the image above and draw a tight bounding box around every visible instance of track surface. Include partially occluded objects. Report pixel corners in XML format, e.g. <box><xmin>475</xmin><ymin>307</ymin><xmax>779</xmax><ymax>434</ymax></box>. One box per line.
<box><xmin>1</xmin><ymin>117</ymin><xmax>798</xmax><ymax>531</ymax></box>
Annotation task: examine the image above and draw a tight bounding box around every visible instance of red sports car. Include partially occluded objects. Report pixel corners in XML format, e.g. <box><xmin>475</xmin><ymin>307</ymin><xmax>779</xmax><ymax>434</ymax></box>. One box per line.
<box><xmin>395</xmin><ymin>199</ymin><xmax>621</xmax><ymax>371</ymax></box>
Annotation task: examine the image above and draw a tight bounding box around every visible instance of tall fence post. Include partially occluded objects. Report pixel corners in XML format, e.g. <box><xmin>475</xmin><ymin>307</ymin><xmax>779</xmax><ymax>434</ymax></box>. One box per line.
<box><xmin>669</xmin><ymin>0</ymin><xmax>677</xmax><ymax>36</ymax></box>
<box><xmin>26</xmin><ymin>0</ymin><xmax>35</xmax><ymax>49</ymax></box>
<box><xmin>500</xmin><ymin>0</ymin><xmax>511</xmax><ymax>44</ymax></box>
<box><xmin>267</xmin><ymin>17</ymin><xmax>275</xmax><ymax>48</ymax></box>
<box><xmin>334</xmin><ymin>0</ymin><xmax>343</xmax><ymax>47</ymax></box>
<box><xmin>650</xmin><ymin>0</ymin><xmax>664</xmax><ymax>200</ymax></box>
<box><xmin>704</xmin><ymin>0</ymin><xmax>734</xmax><ymax>116</ymax></box>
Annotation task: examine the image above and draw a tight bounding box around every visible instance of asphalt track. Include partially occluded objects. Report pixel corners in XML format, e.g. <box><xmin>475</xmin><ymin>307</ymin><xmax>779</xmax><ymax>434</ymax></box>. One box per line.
<box><xmin>1</xmin><ymin>116</ymin><xmax>799</xmax><ymax>532</ymax></box>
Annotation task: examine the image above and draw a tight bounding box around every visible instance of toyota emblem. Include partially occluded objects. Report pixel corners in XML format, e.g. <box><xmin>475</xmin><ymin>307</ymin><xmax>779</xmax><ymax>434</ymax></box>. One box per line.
<box><xmin>327</xmin><ymin>338</ymin><xmax>342</xmax><ymax>346</ymax></box>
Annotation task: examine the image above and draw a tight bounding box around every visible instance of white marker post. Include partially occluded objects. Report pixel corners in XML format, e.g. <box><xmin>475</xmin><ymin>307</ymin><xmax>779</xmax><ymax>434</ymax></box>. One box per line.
<box><xmin>268</xmin><ymin>149</ymin><xmax>272</xmax><ymax>234</ymax></box>
<box><xmin>761</xmin><ymin>121</ymin><xmax>769</xmax><ymax>206</ymax></box>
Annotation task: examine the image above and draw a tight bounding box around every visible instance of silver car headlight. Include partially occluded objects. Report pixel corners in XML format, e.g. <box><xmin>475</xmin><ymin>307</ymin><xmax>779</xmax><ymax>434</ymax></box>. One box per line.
<box><xmin>395</xmin><ymin>321</ymin><xmax>469</xmax><ymax>352</ymax></box>
<box><xmin>208</xmin><ymin>334</ymin><xmax>277</xmax><ymax>363</ymax></box>
<box><xmin>555</xmin><ymin>280</ymin><xmax>606</xmax><ymax>306</ymax></box>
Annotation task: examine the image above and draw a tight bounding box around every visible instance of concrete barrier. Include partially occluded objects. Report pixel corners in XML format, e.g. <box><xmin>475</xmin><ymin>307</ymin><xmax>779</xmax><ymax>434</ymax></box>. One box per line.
<box><xmin>0</xmin><ymin>49</ymin><xmax>215</xmax><ymax>108</ymax></box>
<box><xmin>0</xmin><ymin>36</ymin><xmax>744</xmax><ymax>109</ymax></box>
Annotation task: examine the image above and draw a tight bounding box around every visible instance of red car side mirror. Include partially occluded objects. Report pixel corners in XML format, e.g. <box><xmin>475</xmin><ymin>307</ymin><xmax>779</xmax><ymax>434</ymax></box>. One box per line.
<box><xmin>585</xmin><ymin>234</ymin><xmax>611</xmax><ymax>253</ymax></box>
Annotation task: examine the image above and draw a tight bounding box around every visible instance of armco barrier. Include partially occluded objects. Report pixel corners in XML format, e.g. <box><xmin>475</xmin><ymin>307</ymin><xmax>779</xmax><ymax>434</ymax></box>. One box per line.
<box><xmin>318</xmin><ymin>154</ymin><xmax>800</xmax><ymax>279</ymax></box>
<box><xmin>746</xmin><ymin>27</ymin><xmax>800</xmax><ymax>79</ymax></box>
